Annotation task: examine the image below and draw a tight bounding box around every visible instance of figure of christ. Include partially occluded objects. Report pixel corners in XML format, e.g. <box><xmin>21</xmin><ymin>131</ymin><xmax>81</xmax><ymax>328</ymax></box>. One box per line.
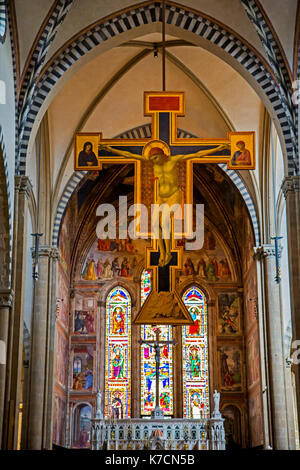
<box><xmin>100</xmin><ymin>143</ymin><xmax>229</xmax><ymax>266</ymax></box>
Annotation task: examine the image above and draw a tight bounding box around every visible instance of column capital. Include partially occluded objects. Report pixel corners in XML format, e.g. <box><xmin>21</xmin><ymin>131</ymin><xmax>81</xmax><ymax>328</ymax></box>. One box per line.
<box><xmin>281</xmin><ymin>175</ymin><xmax>300</xmax><ymax>199</ymax></box>
<box><xmin>254</xmin><ymin>244</ymin><xmax>282</xmax><ymax>260</ymax></box>
<box><xmin>15</xmin><ymin>175</ymin><xmax>33</xmax><ymax>197</ymax></box>
<box><xmin>0</xmin><ymin>289</ymin><xmax>14</xmax><ymax>308</ymax></box>
<box><xmin>31</xmin><ymin>245</ymin><xmax>61</xmax><ymax>259</ymax></box>
<box><xmin>50</xmin><ymin>247</ymin><xmax>61</xmax><ymax>261</ymax></box>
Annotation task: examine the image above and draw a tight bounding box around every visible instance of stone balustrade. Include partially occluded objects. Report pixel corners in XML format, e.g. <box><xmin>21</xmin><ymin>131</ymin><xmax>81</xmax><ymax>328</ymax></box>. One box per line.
<box><xmin>90</xmin><ymin>417</ymin><xmax>225</xmax><ymax>450</ymax></box>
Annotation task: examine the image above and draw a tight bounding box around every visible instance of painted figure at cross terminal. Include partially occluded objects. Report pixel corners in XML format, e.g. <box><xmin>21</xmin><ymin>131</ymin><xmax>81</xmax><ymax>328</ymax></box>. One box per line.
<box><xmin>99</xmin><ymin>142</ymin><xmax>229</xmax><ymax>267</ymax></box>
<box><xmin>78</xmin><ymin>142</ymin><xmax>98</xmax><ymax>167</ymax></box>
<box><xmin>231</xmin><ymin>141</ymin><xmax>251</xmax><ymax>166</ymax></box>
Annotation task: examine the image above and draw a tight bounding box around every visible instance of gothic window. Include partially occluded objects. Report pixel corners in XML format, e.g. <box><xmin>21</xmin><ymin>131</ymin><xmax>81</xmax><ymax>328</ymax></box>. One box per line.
<box><xmin>140</xmin><ymin>270</ymin><xmax>174</xmax><ymax>416</ymax></box>
<box><xmin>182</xmin><ymin>287</ymin><xmax>209</xmax><ymax>419</ymax></box>
<box><xmin>105</xmin><ymin>286</ymin><xmax>131</xmax><ymax>419</ymax></box>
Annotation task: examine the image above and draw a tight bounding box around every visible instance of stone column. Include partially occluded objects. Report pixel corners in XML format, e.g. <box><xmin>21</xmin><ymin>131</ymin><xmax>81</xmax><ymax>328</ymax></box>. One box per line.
<box><xmin>2</xmin><ymin>176</ymin><xmax>31</xmax><ymax>449</ymax></box>
<box><xmin>43</xmin><ymin>247</ymin><xmax>60</xmax><ymax>449</ymax></box>
<box><xmin>282</xmin><ymin>176</ymin><xmax>300</xmax><ymax>432</ymax></box>
<box><xmin>255</xmin><ymin>245</ymin><xmax>289</xmax><ymax>449</ymax></box>
<box><xmin>0</xmin><ymin>289</ymin><xmax>13</xmax><ymax>448</ymax></box>
<box><xmin>26</xmin><ymin>246</ymin><xmax>52</xmax><ymax>450</ymax></box>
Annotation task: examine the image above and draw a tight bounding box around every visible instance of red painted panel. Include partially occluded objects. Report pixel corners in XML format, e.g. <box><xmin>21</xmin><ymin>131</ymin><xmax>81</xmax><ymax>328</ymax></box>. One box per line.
<box><xmin>148</xmin><ymin>96</ymin><xmax>180</xmax><ymax>111</ymax></box>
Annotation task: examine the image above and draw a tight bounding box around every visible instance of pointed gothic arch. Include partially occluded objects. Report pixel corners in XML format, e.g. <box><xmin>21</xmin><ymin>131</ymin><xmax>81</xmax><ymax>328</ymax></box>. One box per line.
<box><xmin>15</xmin><ymin>1</ymin><xmax>297</xmax><ymax>178</ymax></box>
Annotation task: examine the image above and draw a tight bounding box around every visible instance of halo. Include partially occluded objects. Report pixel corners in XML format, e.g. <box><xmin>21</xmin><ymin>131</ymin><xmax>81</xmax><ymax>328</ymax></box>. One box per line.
<box><xmin>142</xmin><ymin>139</ymin><xmax>170</xmax><ymax>159</ymax></box>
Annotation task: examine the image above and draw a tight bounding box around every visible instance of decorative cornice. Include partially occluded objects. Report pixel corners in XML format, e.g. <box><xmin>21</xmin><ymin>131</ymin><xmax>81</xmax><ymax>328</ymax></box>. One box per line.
<box><xmin>281</xmin><ymin>175</ymin><xmax>300</xmax><ymax>199</ymax></box>
<box><xmin>15</xmin><ymin>175</ymin><xmax>33</xmax><ymax>197</ymax></box>
<box><xmin>0</xmin><ymin>288</ymin><xmax>14</xmax><ymax>308</ymax></box>
<box><xmin>31</xmin><ymin>245</ymin><xmax>61</xmax><ymax>259</ymax></box>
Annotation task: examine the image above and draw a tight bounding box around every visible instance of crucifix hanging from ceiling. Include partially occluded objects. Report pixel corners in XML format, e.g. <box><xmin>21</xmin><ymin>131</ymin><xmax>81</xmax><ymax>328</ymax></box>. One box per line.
<box><xmin>73</xmin><ymin>0</ymin><xmax>255</xmax><ymax>326</ymax></box>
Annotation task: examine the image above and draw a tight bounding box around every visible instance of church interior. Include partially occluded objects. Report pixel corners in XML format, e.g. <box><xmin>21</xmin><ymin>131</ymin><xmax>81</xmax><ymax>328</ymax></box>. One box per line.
<box><xmin>0</xmin><ymin>0</ymin><xmax>300</xmax><ymax>451</ymax></box>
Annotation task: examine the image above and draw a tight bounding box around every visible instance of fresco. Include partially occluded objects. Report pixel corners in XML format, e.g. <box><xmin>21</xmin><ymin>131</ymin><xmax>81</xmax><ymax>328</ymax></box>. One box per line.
<box><xmin>53</xmin><ymin>395</ymin><xmax>66</xmax><ymax>446</ymax></box>
<box><xmin>246</xmin><ymin>330</ymin><xmax>261</xmax><ymax>387</ymax></box>
<box><xmin>72</xmin><ymin>345</ymin><xmax>94</xmax><ymax>391</ymax></box>
<box><xmin>243</xmin><ymin>215</ymin><xmax>255</xmax><ymax>275</ymax></box>
<box><xmin>249</xmin><ymin>391</ymin><xmax>264</xmax><ymax>447</ymax></box>
<box><xmin>81</xmin><ymin>238</ymin><xmax>148</xmax><ymax>282</ymax></box>
<box><xmin>74</xmin><ymin>295</ymin><xmax>96</xmax><ymax>335</ymax></box>
<box><xmin>217</xmin><ymin>293</ymin><xmax>241</xmax><ymax>335</ymax></box>
<box><xmin>244</xmin><ymin>265</ymin><xmax>258</xmax><ymax>333</ymax></box>
<box><xmin>178</xmin><ymin>228</ymin><xmax>232</xmax><ymax>282</ymax></box>
<box><xmin>55</xmin><ymin>331</ymin><xmax>68</xmax><ymax>389</ymax></box>
<box><xmin>57</xmin><ymin>265</ymin><xmax>69</xmax><ymax>330</ymax></box>
<box><xmin>59</xmin><ymin>205</ymin><xmax>71</xmax><ymax>276</ymax></box>
<box><xmin>73</xmin><ymin>404</ymin><xmax>92</xmax><ymax>449</ymax></box>
<box><xmin>218</xmin><ymin>345</ymin><xmax>242</xmax><ymax>392</ymax></box>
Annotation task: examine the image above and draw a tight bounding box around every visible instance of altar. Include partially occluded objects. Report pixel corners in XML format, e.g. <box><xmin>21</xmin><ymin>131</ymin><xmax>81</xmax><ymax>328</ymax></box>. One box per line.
<box><xmin>90</xmin><ymin>391</ymin><xmax>226</xmax><ymax>450</ymax></box>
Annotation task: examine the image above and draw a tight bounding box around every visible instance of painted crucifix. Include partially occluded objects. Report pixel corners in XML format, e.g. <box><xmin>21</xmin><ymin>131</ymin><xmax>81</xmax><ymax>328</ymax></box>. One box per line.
<box><xmin>139</xmin><ymin>327</ymin><xmax>177</xmax><ymax>418</ymax></box>
<box><xmin>75</xmin><ymin>91</ymin><xmax>255</xmax><ymax>324</ymax></box>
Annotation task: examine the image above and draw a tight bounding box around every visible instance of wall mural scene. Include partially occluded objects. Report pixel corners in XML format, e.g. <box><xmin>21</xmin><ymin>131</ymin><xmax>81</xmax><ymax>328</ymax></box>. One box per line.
<box><xmin>72</xmin><ymin>404</ymin><xmax>92</xmax><ymax>449</ymax></box>
<box><xmin>73</xmin><ymin>295</ymin><xmax>96</xmax><ymax>335</ymax></box>
<box><xmin>219</xmin><ymin>345</ymin><xmax>243</xmax><ymax>392</ymax></box>
<box><xmin>72</xmin><ymin>346</ymin><xmax>94</xmax><ymax>392</ymax></box>
<box><xmin>217</xmin><ymin>293</ymin><xmax>241</xmax><ymax>335</ymax></box>
<box><xmin>81</xmin><ymin>238</ymin><xmax>148</xmax><ymax>282</ymax></box>
<box><xmin>178</xmin><ymin>227</ymin><xmax>233</xmax><ymax>283</ymax></box>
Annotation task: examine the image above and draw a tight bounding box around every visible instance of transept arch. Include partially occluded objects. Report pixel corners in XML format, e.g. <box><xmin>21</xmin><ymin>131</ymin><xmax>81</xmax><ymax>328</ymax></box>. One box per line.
<box><xmin>15</xmin><ymin>1</ymin><xmax>297</xmax><ymax>179</ymax></box>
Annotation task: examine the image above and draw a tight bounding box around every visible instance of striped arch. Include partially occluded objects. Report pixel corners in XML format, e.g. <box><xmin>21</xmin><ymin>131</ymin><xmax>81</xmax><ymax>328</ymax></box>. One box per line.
<box><xmin>0</xmin><ymin>124</ymin><xmax>12</xmax><ymax>287</ymax></box>
<box><xmin>17</xmin><ymin>1</ymin><xmax>296</xmax><ymax>178</ymax></box>
<box><xmin>241</xmin><ymin>0</ymin><xmax>297</xmax><ymax>172</ymax></box>
<box><xmin>52</xmin><ymin>124</ymin><xmax>260</xmax><ymax>247</ymax></box>
<box><xmin>17</xmin><ymin>0</ymin><xmax>75</xmax><ymax>174</ymax></box>
<box><xmin>0</xmin><ymin>0</ymin><xmax>6</xmax><ymax>43</ymax></box>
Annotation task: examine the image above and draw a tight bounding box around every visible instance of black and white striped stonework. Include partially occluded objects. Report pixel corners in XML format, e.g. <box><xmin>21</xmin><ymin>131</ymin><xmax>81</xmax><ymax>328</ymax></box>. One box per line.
<box><xmin>52</xmin><ymin>124</ymin><xmax>260</xmax><ymax>247</ymax></box>
<box><xmin>241</xmin><ymin>0</ymin><xmax>298</xmax><ymax>174</ymax></box>
<box><xmin>0</xmin><ymin>0</ymin><xmax>7</xmax><ymax>43</ymax></box>
<box><xmin>6</xmin><ymin>1</ymin><xmax>19</xmax><ymax>185</ymax></box>
<box><xmin>0</xmin><ymin>125</ymin><xmax>13</xmax><ymax>288</ymax></box>
<box><xmin>17</xmin><ymin>0</ymin><xmax>74</xmax><ymax>174</ymax></box>
<box><xmin>17</xmin><ymin>2</ymin><xmax>296</xmax><ymax>177</ymax></box>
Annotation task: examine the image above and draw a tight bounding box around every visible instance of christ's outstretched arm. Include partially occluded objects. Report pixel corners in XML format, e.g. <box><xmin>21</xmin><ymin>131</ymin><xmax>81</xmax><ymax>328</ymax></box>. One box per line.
<box><xmin>99</xmin><ymin>144</ymin><xmax>144</xmax><ymax>161</ymax></box>
<box><xmin>172</xmin><ymin>143</ymin><xmax>230</xmax><ymax>162</ymax></box>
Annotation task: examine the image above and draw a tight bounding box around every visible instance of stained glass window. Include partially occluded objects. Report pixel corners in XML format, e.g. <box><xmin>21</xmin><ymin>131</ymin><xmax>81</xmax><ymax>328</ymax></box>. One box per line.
<box><xmin>182</xmin><ymin>287</ymin><xmax>209</xmax><ymax>419</ymax></box>
<box><xmin>105</xmin><ymin>287</ymin><xmax>131</xmax><ymax>419</ymax></box>
<box><xmin>140</xmin><ymin>270</ymin><xmax>173</xmax><ymax>416</ymax></box>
